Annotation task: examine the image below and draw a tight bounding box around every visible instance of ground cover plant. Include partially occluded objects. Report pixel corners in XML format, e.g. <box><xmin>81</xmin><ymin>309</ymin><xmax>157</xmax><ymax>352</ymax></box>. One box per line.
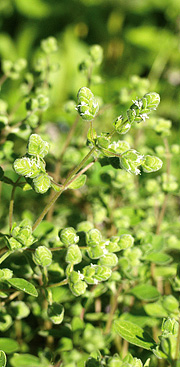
<box><xmin>0</xmin><ymin>24</ymin><xmax>180</xmax><ymax>367</ymax></box>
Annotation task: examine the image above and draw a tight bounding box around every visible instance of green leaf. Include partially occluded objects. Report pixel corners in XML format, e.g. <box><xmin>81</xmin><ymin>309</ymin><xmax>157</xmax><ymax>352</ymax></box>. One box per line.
<box><xmin>13</xmin><ymin>157</ymin><xmax>33</xmax><ymax>177</ymax></box>
<box><xmin>142</xmin><ymin>155</ymin><xmax>163</xmax><ymax>173</ymax></box>
<box><xmin>8</xmin><ymin>278</ymin><xmax>38</xmax><ymax>297</ymax></box>
<box><xmin>59</xmin><ymin>227</ymin><xmax>79</xmax><ymax>246</ymax></box>
<box><xmin>10</xmin><ymin>353</ymin><xmax>49</xmax><ymax>367</ymax></box>
<box><xmin>11</xmin><ymin>301</ymin><xmax>30</xmax><ymax>320</ymax></box>
<box><xmin>99</xmin><ymin>253</ymin><xmax>118</xmax><ymax>267</ymax></box>
<box><xmin>33</xmin><ymin>173</ymin><xmax>51</xmax><ymax>194</ymax></box>
<box><xmin>77</xmin><ymin>87</ymin><xmax>99</xmax><ymax>121</ymax></box>
<box><xmin>130</xmin><ymin>284</ymin><xmax>160</xmax><ymax>301</ymax></box>
<box><xmin>0</xmin><ymin>339</ymin><xmax>19</xmax><ymax>354</ymax></box>
<box><xmin>28</xmin><ymin>134</ymin><xmax>49</xmax><ymax>158</ymax></box>
<box><xmin>0</xmin><ymin>350</ymin><xmax>6</xmax><ymax>367</ymax></box>
<box><xmin>33</xmin><ymin>246</ymin><xmax>52</xmax><ymax>267</ymax></box>
<box><xmin>68</xmin><ymin>174</ymin><xmax>87</xmax><ymax>190</ymax></box>
<box><xmin>65</xmin><ymin>244</ymin><xmax>82</xmax><ymax>265</ymax></box>
<box><xmin>145</xmin><ymin>252</ymin><xmax>172</xmax><ymax>265</ymax></box>
<box><xmin>144</xmin><ymin>302</ymin><xmax>168</xmax><ymax>318</ymax></box>
<box><xmin>48</xmin><ymin>303</ymin><xmax>64</xmax><ymax>324</ymax></box>
<box><xmin>113</xmin><ymin>319</ymin><xmax>156</xmax><ymax>350</ymax></box>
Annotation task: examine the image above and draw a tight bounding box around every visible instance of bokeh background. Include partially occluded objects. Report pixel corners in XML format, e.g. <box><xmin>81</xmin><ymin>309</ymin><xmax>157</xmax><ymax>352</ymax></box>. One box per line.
<box><xmin>0</xmin><ymin>0</ymin><xmax>180</xmax><ymax>121</ymax></box>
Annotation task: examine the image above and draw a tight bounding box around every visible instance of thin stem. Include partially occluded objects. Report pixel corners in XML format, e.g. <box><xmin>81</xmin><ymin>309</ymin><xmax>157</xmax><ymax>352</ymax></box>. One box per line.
<box><xmin>0</xmin><ymin>251</ymin><xmax>12</xmax><ymax>265</ymax></box>
<box><xmin>104</xmin><ymin>284</ymin><xmax>122</xmax><ymax>334</ymax></box>
<box><xmin>46</xmin><ymin>279</ymin><xmax>68</xmax><ymax>288</ymax></box>
<box><xmin>156</xmin><ymin>137</ymin><xmax>171</xmax><ymax>235</ymax></box>
<box><xmin>32</xmin><ymin>146</ymin><xmax>96</xmax><ymax>231</ymax></box>
<box><xmin>175</xmin><ymin>318</ymin><xmax>180</xmax><ymax>361</ymax></box>
<box><xmin>46</xmin><ymin>115</ymin><xmax>80</xmax><ymax>221</ymax></box>
<box><xmin>9</xmin><ymin>177</ymin><xmax>21</xmax><ymax>232</ymax></box>
<box><xmin>0</xmin><ymin>74</ymin><xmax>8</xmax><ymax>87</ymax></box>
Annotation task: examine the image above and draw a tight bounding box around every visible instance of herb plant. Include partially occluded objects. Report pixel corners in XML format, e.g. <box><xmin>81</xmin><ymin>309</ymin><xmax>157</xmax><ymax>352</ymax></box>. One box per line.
<box><xmin>0</xmin><ymin>38</ymin><xmax>179</xmax><ymax>367</ymax></box>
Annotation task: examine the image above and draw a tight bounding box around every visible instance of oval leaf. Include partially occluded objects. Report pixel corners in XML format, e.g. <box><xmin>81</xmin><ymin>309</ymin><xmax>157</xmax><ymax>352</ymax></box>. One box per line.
<box><xmin>8</xmin><ymin>278</ymin><xmax>38</xmax><ymax>297</ymax></box>
<box><xmin>0</xmin><ymin>338</ymin><xmax>19</xmax><ymax>354</ymax></box>
<box><xmin>0</xmin><ymin>350</ymin><xmax>6</xmax><ymax>367</ymax></box>
<box><xmin>113</xmin><ymin>319</ymin><xmax>156</xmax><ymax>350</ymax></box>
<box><xmin>145</xmin><ymin>252</ymin><xmax>172</xmax><ymax>265</ymax></box>
<box><xmin>68</xmin><ymin>174</ymin><xmax>87</xmax><ymax>190</ymax></box>
<box><xmin>130</xmin><ymin>284</ymin><xmax>160</xmax><ymax>301</ymax></box>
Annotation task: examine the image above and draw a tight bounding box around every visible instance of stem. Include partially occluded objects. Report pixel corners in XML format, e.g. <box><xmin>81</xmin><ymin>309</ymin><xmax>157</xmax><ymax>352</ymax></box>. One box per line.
<box><xmin>32</xmin><ymin>146</ymin><xmax>96</xmax><ymax>231</ymax></box>
<box><xmin>104</xmin><ymin>284</ymin><xmax>122</xmax><ymax>334</ymax></box>
<box><xmin>9</xmin><ymin>177</ymin><xmax>21</xmax><ymax>232</ymax></box>
<box><xmin>175</xmin><ymin>318</ymin><xmax>180</xmax><ymax>361</ymax></box>
<box><xmin>46</xmin><ymin>115</ymin><xmax>80</xmax><ymax>221</ymax></box>
<box><xmin>0</xmin><ymin>251</ymin><xmax>12</xmax><ymax>265</ymax></box>
<box><xmin>0</xmin><ymin>74</ymin><xmax>8</xmax><ymax>87</ymax></box>
<box><xmin>156</xmin><ymin>137</ymin><xmax>171</xmax><ymax>235</ymax></box>
<box><xmin>46</xmin><ymin>278</ymin><xmax>68</xmax><ymax>288</ymax></box>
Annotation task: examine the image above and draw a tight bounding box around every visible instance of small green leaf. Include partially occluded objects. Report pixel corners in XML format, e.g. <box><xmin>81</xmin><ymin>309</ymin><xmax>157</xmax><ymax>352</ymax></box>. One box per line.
<box><xmin>113</xmin><ymin>319</ymin><xmax>156</xmax><ymax>350</ymax></box>
<box><xmin>66</xmin><ymin>244</ymin><xmax>82</xmax><ymax>265</ymax></box>
<box><xmin>11</xmin><ymin>301</ymin><xmax>30</xmax><ymax>320</ymax></box>
<box><xmin>13</xmin><ymin>157</ymin><xmax>32</xmax><ymax>177</ymax></box>
<box><xmin>33</xmin><ymin>173</ymin><xmax>51</xmax><ymax>194</ymax></box>
<box><xmin>130</xmin><ymin>284</ymin><xmax>160</xmax><ymax>301</ymax></box>
<box><xmin>142</xmin><ymin>155</ymin><xmax>163</xmax><ymax>173</ymax></box>
<box><xmin>28</xmin><ymin>134</ymin><xmax>49</xmax><ymax>158</ymax></box>
<box><xmin>68</xmin><ymin>174</ymin><xmax>87</xmax><ymax>190</ymax></box>
<box><xmin>0</xmin><ymin>350</ymin><xmax>6</xmax><ymax>367</ymax></box>
<box><xmin>99</xmin><ymin>253</ymin><xmax>118</xmax><ymax>267</ymax></box>
<box><xmin>59</xmin><ymin>227</ymin><xmax>79</xmax><ymax>246</ymax></box>
<box><xmin>48</xmin><ymin>303</ymin><xmax>64</xmax><ymax>324</ymax></box>
<box><xmin>0</xmin><ymin>338</ymin><xmax>19</xmax><ymax>354</ymax></box>
<box><xmin>120</xmin><ymin>149</ymin><xmax>144</xmax><ymax>175</ymax></box>
<box><xmin>33</xmin><ymin>246</ymin><xmax>52</xmax><ymax>267</ymax></box>
<box><xmin>8</xmin><ymin>278</ymin><xmax>38</xmax><ymax>297</ymax></box>
<box><xmin>77</xmin><ymin>87</ymin><xmax>99</xmax><ymax>121</ymax></box>
<box><xmin>0</xmin><ymin>269</ymin><xmax>13</xmax><ymax>281</ymax></box>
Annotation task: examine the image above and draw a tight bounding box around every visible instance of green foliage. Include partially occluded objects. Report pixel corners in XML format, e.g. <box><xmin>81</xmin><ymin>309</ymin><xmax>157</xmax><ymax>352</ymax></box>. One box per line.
<box><xmin>0</xmin><ymin>15</ymin><xmax>179</xmax><ymax>367</ymax></box>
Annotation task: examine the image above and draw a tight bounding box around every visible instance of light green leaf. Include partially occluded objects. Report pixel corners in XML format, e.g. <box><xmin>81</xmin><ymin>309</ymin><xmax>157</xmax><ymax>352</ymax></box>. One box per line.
<box><xmin>33</xmin><ymin>246</ymin><xmax>52</xmax><ymax>267</ymax></box>
<box><xmin>113</xmin><ymin>319</ymin><xmax>156</xmax><ymax>350</ymax></box>
<box><xmin>8</xmin><ymin>278</ymin><xmax>38</xmax><ymax>297</ymax></box>
<box><xmin>10</xmin><ymin>353</ymin><xmax>49</xmax><ymax>367</ymax></box>
<box><xmin>11</xmin><ymin>301</ymin><xmax>30</xmax><ymax>320</ymax></box>
<box><xmin>66</xmin><ymin>244</ymin><xmax>82</xmax><ymax>265</ymax></box>
<box><xmin>48</xmin><ymin>303</ymin><xmax>64</xmax><ymax>324</ymax></box>
<box><xmin>142</xmin><ymin>155</ymin><xmax>163</xmax><ymax>173</ymax></box>
<box><xmin>59</xmin><ymin>227</ymin><xmax>79</xmax><ymax>246</ymax></box>
<box><xmin>68</xmin><ymin>174</ymin><xmax>87</xmax><ymax>190</ymax></box>
<box><xmin>13</xmin><ymin>157</ymin><xmax>32</xmax><ymax>177</ymax></box>
<box><xmin>0</xmin><ymin>339</ymin><xmax>19</xmax><ymax>354</ymax></box>
<box><xmin>77</xmin><ymin>87</ymin><xmax>99</xmax><ymax>121</ymax></box>
<box><xmin>28</xmin><ymin>134</ymin><xmax>49</xmax><ymax>158</ymax></box>
<box><xmin>0</xmin><ymin>350</ymin><xmax>6</xmax><ymax>367</ymax></box>
<box><xmin>145</xmin><ymin>252</ymin><xmax>172</xmax><ymax>265</ymax></box>
<box><xmin>99</xmin><ymin>253</ymin><xmax>118</xmax><ymax>267</ymax></box>
<box><xmin>144</xmin><ymin>302</ymin><xmax>168</xmax><ymax>318</ymax></box>
<box><xmin>130</xmin><ymin>284</ymin><xmax>160</xmax><ymax>301</ymax></box>
<box><xmin>33</xmin><ymin>173</ymin><xmax>51</xmax><ymax>194</ymax></box>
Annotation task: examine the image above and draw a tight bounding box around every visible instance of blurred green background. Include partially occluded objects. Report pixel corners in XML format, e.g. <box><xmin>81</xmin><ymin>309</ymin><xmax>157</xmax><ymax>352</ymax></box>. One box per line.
<box><xmin>0</xmin><ymin>0</ymin><xmax>180</xmax><ymax>122</ymax></box>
